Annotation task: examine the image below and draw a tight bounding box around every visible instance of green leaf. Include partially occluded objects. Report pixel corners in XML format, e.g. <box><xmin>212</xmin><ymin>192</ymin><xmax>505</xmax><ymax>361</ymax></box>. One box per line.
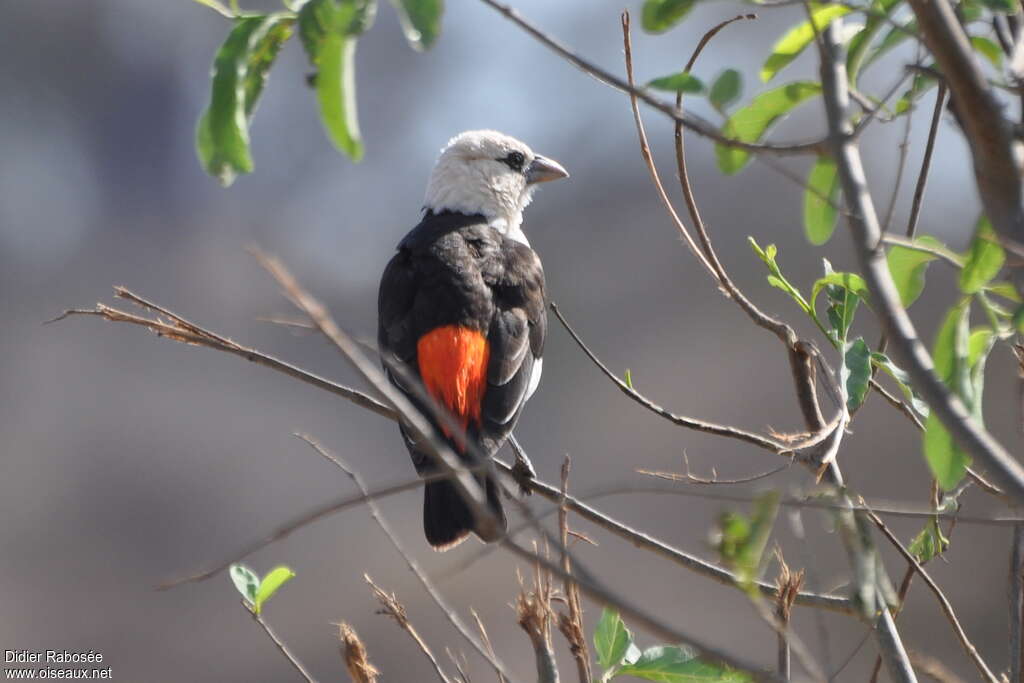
<box><xmin>647</xmin><ymin>72</ymin><xmax>704</xmax><ymax>94</ymax></box>
<box><xmin>812</xmin><ymin>265</ymin><xmax>868</xmax><ymax>342</ymax></box>
<box><xmin>924</xmin><ymin>301</ymin><xmax>972</xmax><ymax>490</ymax></box>
<box><xmin>716</xmin><ymin>82</ymin><xmax>821</xmax><ymax>175</ymax></box>
<box><xmin>924</xmin><ymin>412</ymin><xmax>970</xmax><ymax>491</ymax></box>
<box><xmin>863</xmin><ymin>20</ymin><xmax>916</xmax><ymax>72</ymax></box>
<box><xmin>846</xmin><ymin>0</ymin><xmax>903</xmax><ymax>84</ymax></box>
<box><xmin>617</xmin><ymin>645</ymin><xmax>752</xmax><ymax>682</ymax></box>
<box><xmin>970</xmin><ymin>36</ymin><xmax>1003</xmax><ymax>68</ymax></box>
<box><xmin>886</xmin><ymin>235</ymin><xmax>945</xmax><ymax>307</ymax></box>
<box><xmin>967</xmin><ymin>327</ymin><xmax>995</xmax><ymax>368</ymax></box>
<box><xmin>842</xmin><ymin>338</ymin><xmax>872</xmax><ymax>412</ymax></box>
<box><xmin>716</xmin><ymin>492</ymin><xmax>779</xmax><ymax>591</ymax></box>
<box><xmin>389</xmin><ymin>0</ymin><xmax>442</xmax><ymax>51</ymax></box>
<box><xmin>709</xmin><ymin>69</ymin><xmax>743</xmax><ymax>113</ymax></box>
<box><xmin>647</xmin><ymin>71</ymin><xmax>705</xmax><ymax>94</ymax></box>
<box><xmin>299</xmin><ymin>0</ymin><xmax>377</xmax><ymax>161</ymax></box>
<box><xmin>761</xmin><ymin>4</ymin><xmax>851</xmax><ymax>83</ymax></box>
<box><xmin>230</xmin><ymin>564</ymin><xmax>260</xmax><ymax>604</ymax></box>
<box><xmin>253</xmin><ymin>566</ymin><xmax>296</xmax><ymax>615</ymax></box>
<box><xmin>985</xmin><ymin>281</ymin><xmax>1022</xmax><ymax>303</ymax></box>
<box><xmin>625</xmin><ymin>368</ymin><xmax>634</xmax><ymax>389</ymax></box>
<box><xmin>978</xmin><ymin>0</ymin><xmax>1018</xmax><ymax>13</ymax></box>
<box><xmin>908</xmin><ymin>517</ymin><xmax>949</xmax><ymax>563</ymax></box>
<box><xmin>1014</xmin><ymin>304</ymin><xmax>1024</xmax><ymax>333</ymax></box>
<box><xmin>594</xmin><ymin>608</ymin><xmax>634</xmax><ymax>671</ymax></box>
<box><xmin>641</xmin><ymin>0</ymin><xmax>696</xmax><ymax>33</ymax></box>
<box><xmin>895</xmin><ymin>68</ymin><xmax>937</xmax><ymax>115</ymax></box>
<box><xmin>803</xmin><ymin>156</ymin><xmax>840</xmax><ymax>245</ymax></box>
<box><xmin>871</xmin><ymin>352</ymin><xmax>929</xmax><ymax>418</ymax></box>
<box><xmin>960</xmin><ymin>216</ymin><xmax>1006</xmax><ymax>294</ymax></box>
<box><xmin>197</xmin><ymin>15</ymin><xmax>295</xmax><ymax>186</ymax></box>
<box><xmin>811</xmin><ymin>270</ymin><xmax>870</xmax><ymax>308</ymax></box>
<box><xmin>749</xmin><ymin>238</ymin><xmax>811</xmax><ymax>314</ymax></box>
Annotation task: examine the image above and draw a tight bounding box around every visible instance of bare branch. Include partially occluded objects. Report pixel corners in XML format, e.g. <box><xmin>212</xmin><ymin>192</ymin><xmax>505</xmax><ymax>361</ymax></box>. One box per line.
<box><xmin>477</xmin><ymin>0</ymin><xmax>825</xmax><ymax>157</ymax></box>
<box><xmin>555</xmin><ymin>457</ymin><xmax>590</xmax><ymax>683</ymax></box>
<box><xmin>366</xmin><ymin>576</ymin><xmax>451</xmax><ymax>683</ymax></box>
<box><xmin>1011</xmin><ymin>524</ymin><xmax>1024</xmax><ymax>683</ymax></box>
<box><xmin>906</xmin><ymin>85</ymin><xmax>948</xmax><ymax>238</ymax></box>
<box><xmin>907</xmin><ymin>0</ymin><xmax>1024</xmax><ymax>250</ymax></box>
<box><xmin>299</xmin><ymin>435</ymin><xmax>517</xmax><ymax>683</ymax></box>
<box><xmin>247</xmin><ymin>603</ymin><xmax>318</xmax><ymax>683</ymax></box>
<box><xmin>514</xmin><ymin>552</ymin><xmax>560</xmax><ymax>683</ymax></box>
<box><xmin>868</xmin><ymin>510</ymin><xmax>1000</xmax><ymax>683</ymax></box>
<box><xmin>470</xmin><ymin>609</ymin><xmax>508</xmax><ymax>683</ymax></box>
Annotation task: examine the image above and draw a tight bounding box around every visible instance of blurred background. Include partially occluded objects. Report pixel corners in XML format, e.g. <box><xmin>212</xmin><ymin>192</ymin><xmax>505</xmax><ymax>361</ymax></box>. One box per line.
<box><xmin>1</xmin><ymin>0</ymin><xmax>1019</xmax><ymax>680</ymax></box>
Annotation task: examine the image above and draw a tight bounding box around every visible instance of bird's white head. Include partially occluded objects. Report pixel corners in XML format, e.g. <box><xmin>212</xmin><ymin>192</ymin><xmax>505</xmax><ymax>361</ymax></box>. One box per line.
<box><xmin>423</xmin><ymin>130</ymin><xmax>568</xmax><ymax>240</ymax></box>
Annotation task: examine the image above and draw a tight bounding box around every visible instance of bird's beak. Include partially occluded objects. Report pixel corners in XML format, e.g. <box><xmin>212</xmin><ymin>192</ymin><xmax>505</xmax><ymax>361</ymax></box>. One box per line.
<box><xmin>525</xmin><ymin>155</ymin><xmax>569</xmax><ymax>184</ymax></box>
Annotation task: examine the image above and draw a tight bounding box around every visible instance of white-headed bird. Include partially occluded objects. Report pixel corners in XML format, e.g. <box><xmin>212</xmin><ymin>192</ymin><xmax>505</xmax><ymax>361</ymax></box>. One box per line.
<box><xmin>377</xmin><ymin>130</ymin><xmax>568</xmax><ymax>549</ymax></box>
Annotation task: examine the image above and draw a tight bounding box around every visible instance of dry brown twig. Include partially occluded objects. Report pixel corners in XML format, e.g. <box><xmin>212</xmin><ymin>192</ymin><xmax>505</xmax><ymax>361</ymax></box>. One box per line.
<box><xmin>246</xmin><ymin>602</ymin><xmax>318</xmax><ymax>683</ymax></box>
<box><xmin>555</xmin><ymin>457</ymin><xmax>591</xmax><ymax>683</ymax></box>
<box><xmin>338</xmin><ymin>622</ymin><xmax>379</xmax><ymax>683</ymax></box>
<box><xmin>366</xmin><ymin>575</ymin><xmax>451</xmax><ymax>683</ymax></box>
<box><xmin>514</xmin><ymin>546</ymin><xmax>560</xmax><ymax>683</ymax></box>
<box><xmin>469</xmin><ymin>609</ymin><xmax>508</xmax><ymax>683</ymax></box>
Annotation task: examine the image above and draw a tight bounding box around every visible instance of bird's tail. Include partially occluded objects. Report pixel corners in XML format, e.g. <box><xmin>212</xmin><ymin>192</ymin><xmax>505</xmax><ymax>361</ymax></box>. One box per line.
<box><xmin>423</xmin><ymin>474</ymin><xmax>506</xmax><ymax>550</ymax></box>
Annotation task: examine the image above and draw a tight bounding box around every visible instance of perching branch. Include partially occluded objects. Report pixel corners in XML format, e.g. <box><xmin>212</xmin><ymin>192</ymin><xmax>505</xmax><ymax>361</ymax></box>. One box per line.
<box><xmin>247</xmin><ymin>603</ymin><xmax>318</xmax><ymax>683</ymax></box>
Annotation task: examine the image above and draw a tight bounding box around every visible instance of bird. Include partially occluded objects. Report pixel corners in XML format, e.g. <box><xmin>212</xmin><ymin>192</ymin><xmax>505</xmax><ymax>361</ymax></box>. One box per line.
<box><xmin>377</xmin><ymin>130</ymin><xmax>568</xmax><ymax>549</ymax></box>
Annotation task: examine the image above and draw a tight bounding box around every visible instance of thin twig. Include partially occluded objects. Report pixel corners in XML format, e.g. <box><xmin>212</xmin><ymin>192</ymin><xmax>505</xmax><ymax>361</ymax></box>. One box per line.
<box><xmin>248</xmin><ymin>605</ymin><xmax>318</xmax><ymax>683</ymax></box>
<box><xmin>366</xmin><ymin>576</ymin><xmax>451</xmax><ymax>683</ymax></box>
<box><xmin>550</xmin><ymin>301</ymin><xmax>840</xmax><ymax>457</ymax></box>
<box><xmin>638</xmin><ymin>453</ymin><xmax>792</xmax><ymax>485</ymax></box>
<box><xmin>477</xmin><ymin>0</ymin><xmax>825</xmax><ymax>157</ymax></box>
<box><xmin>515</xmin><ymin>550</ymin><xmax>560</xmax><ymax>683</ymax></box>
<box><xmin>1011</xmin><ymin>524</ymin><xmax>1024</xmax><ymax>683</ymax></box>
<box><xmin>298</xmin><ymin>435</ymin><xmax>517</xmax><ymax>683</ymax></box>
<box><xmin>470</xmin><ymin>609</ymin><xmax>508</xmax><ymax>683</ymax></box>
<box><xmin>868</xmin><ymin>510</ymin><xmax>999</xmax><ymax>682</ymax></box>
<box><xmin>556</xmin><ymin>457</ymin><xmax>590</xmax><ymax>683</ymax></box>
<box><xmin>906</xmin><ymin>84</ymin><xmax>948</xmax><ymax>238</ymax></box>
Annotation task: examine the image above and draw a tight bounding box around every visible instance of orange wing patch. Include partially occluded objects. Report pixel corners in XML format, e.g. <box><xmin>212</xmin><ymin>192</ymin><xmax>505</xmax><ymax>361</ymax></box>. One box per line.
<box><xmin>417</xmin><ymin>325</ymin><xmax>490</xmax><ymax>451</ymax></box>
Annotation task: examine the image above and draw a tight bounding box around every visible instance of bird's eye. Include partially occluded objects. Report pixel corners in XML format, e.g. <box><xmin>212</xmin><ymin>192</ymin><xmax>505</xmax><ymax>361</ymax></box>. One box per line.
<box><xmin>502</xmin><ymin>151</ymin><xmax>526</xmax><ymax>172</ymax></box>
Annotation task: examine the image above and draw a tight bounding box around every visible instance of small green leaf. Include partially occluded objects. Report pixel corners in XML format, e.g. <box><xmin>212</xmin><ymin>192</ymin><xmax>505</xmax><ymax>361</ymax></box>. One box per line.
<box><xmin>985</xmin><ymin>281</ymin><xmax>1022</xmax><ymax>303</ymax></box>
<box><xmin>709</xmin><ymin>69</ymin><xmax>743</xmax><ymax>113</ymax></box>
<box><xmin>978</xmin><ymin>0</ymin><xmax>1018</xmax><ymax>13</ymax></box>
<box><xmin>647</xmin><ymin>71</ymin><xmax>705</xmax><ymax>94</ymax></box>
<box><xmin>761</xmin><ymin>4</ymin><xmax>851</xmax><ymax>82</ymax></box>
<box><xmin>1014</xmin><ymin>304</ymin><xmax>1024</xmax><ymax>333</ymax></box>
<box><xmin>594</xmin><ymin>608</ymin><xmax>634</xmax><ymax>671</ymax></box>
<box><xmin>871</xmin><ymin>352</ymin><xmax>928</xmax><ymax>418</ymax></box>
<box><xmin>804</xmin><ymin>156</ymin><xmax>841</xmax><ymax>245</ymax></box>
<box><xmin>230</xmin><ymin>564</ymin><xmax>260</xmax><ymax>605</ymax></box>
<box><xmin>960</xmin><ymin>216</ymin><xmax>1006</xmax><ymax>294</ymax></box>
<box><xmin>863</xmin><ymin>20</ymin><xmax>916</xmax><ymax>72</ymax></box>
<box><xmin>842</xmin><ymin>338</ymin><xmax>872</xmax><ymax>412</ymax></box>
<box><xmin>253</xmin><ymin>566</ymin><xmax>296</xmax><ymax>615</ymax></box>
<box><xmin>811</xmin><ymin>270</ymin><xmax>870</xmax><ymax>308</ymax></box>
<box><xmin>617</xmin><ymin>645</ymin><xmax>752</xmax><ymax>682</ymax></box>
<box><xmin>299</xmin><ymin>0</ymin><xmax>377</xmax><ymax>161</ymax></box>
<box><xmin>812</xmin><ymin>265</ymin><xmax>868</xmax><ymax>341</ymax></box>
<box><xmin>750</xmin><ymin>238</ymin><xmax>811</xmax><ymax>314</ymax></box>
<box><xmin>886</xmin><ymin>235</ymin><xmax>945</xmax><ymax>307</ymax></box>
<box><xmin>641</xmin><ymin>0</ymin><xmax>696</xmax><ymax>33</ymax></box>
<box><xmin>716</xmin><ymin>492</ymin><xmax>779</xmax><ymax>591</ymax></box>
<box><xmin>846</xmin><ymin>0</ymin><xmax>903</xmax><ymax>84</ymax></box>
<box><xmin>716</xmin><ymin>81</ymin><xmax>821</xmax><ymax>174</ymax></box>
<box><xmin>924</xmin><ymin>412</ymin><xmax>970</xmax><ymax>491</ymax></box>
<box><xmin>197</xmin><ymin>15</ymin><xmax>295</xmax><ymax>186</ymax></box>
<box><xmin>967</xmin><ymin>327</ymin><xmax>995</xmax><ymax>368</ymax></box>
<box><xmin>389</xmin><ymin>0</ymin><xmax>442</xmax><ymax>51</ymax></box>
<box><xmin>895</xmin><ymin>69</ymin><xmax>937</xmax><ymax>115</ymax></box>
<box><xmin>970</xmin><ymin>36</ymin><xmax>1003</xmax><ymax>68</ymax></box>
<box><xmin>624</xmin><ymin>368</ymin><xmax>634</xmax><ymax>389</ymax></box>
<box><xmin>924</xmin><ymin>301</ymin><xmax>972</xmax><ymax>490</ymax></box>
<box><xmin>908</xmin><ymin>517</ymin><xmax>949</xmax><ymax>563</ymax></box>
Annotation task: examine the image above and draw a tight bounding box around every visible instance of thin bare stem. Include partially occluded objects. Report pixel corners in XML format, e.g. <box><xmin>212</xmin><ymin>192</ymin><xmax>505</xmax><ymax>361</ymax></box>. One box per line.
<box><xmin>366</xmin><ymin>576</ymin><xmax>451</xmax><ymax>683</ymax></box>
<box><xmin>470</xmin><ymin>609</ymin><xmax>508</xmax><ymax>683</ymax></box>
<box><xmin>556</xmin><ymin>457</ymin><xmax>591</xmax><ymax>683</ymax></box>
<box><xmin>868</xmin><ymin>510</ymin><xmax>1000</xmax><ymax>682</ymax></box>
<box><xmin>248</xmin><ymin>605</ymin><xmax>317</xmax><ymax>683</ymax></box>
<box><xmin>1010</xmin><ymin>524</ymin><xmax>1024</xmax><ymax>682</ymax></box>
<box><xmin>477</xmin><ymin>0</ymin><xmax>825</xmax><ymax>157</ymax></box>
<box><xmin>298</xmin><ymin>435</ymin><xmax>517</xmax><ymax>683</ymax></box>
<box><xmin>906</xmin><ymin>85</ymin><xmax>948</xmax><ymax>238</ymax></box>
